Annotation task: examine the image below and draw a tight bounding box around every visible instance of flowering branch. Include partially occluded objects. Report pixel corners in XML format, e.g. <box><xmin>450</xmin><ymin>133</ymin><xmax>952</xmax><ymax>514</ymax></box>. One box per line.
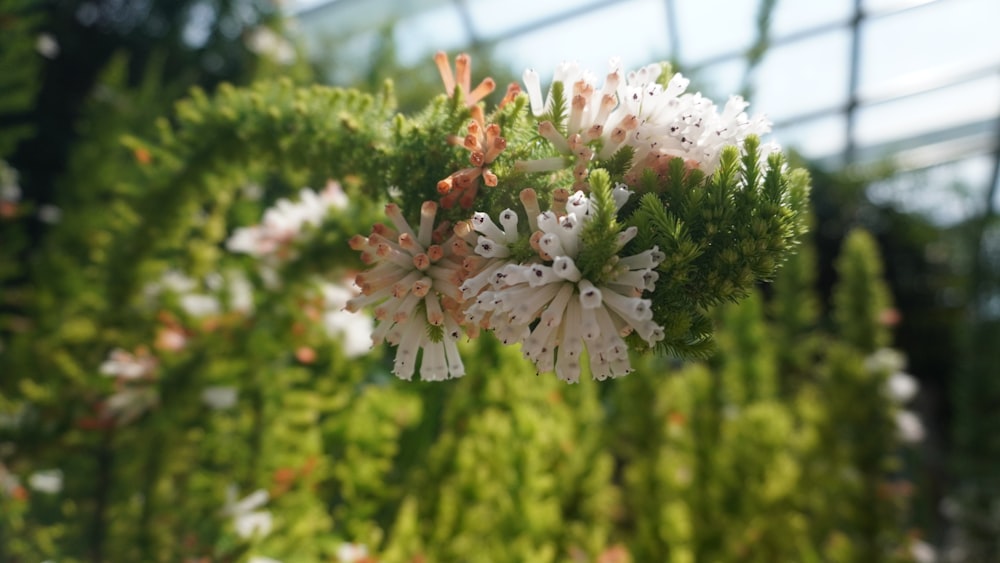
<box><xmin>119</xmin><ymin>52</ymin><xmax>808</xmax><ymax>384</ymax></box>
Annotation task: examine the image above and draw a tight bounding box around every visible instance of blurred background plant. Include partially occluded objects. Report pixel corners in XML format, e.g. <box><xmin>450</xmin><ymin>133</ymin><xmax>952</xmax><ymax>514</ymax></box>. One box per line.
<box><xmin>1</xmin><ymin>0</ymin><xmax>997</xmax><ymax>561</ymax></box>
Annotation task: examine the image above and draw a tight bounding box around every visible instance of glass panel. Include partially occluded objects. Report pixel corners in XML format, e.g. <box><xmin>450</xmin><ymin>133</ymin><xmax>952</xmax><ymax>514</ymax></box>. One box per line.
<box><xmin>862</xmin><ymin>0</ymin><xmax>938</xmax><ymax>15</ymax></box>
<box><xmin>751</xmin><ymin>29</ymin><xmax>851</xmax><ymax>122</ymax></box>
<box><xmin>859</xmin><ymin>0</ymin><xmax>1000</xmax><ymax>99</ymax></box>
<box><xmin>867</xmin><ymin>156</ymin><xmax>994</xmax><ymax>225</ymax></box>
<box><xmin>688</xmin><ymin>58</ymin><xmax>747</xmax><ymax>101</ymax></box>
<box><xmin>675</xmin><ymin>0</ymin><xmax>757</xmax><ymax>63</ymax></box>
<box><xmin>466</xmin><ymin>0</ymin><xmax>593</xmax><ymax>41</ymax></box>
<box><xmin>395</xmin><ymin>5</ymin><xmax>470</xmax><ymax>65</ymax></box>
<box><xmin>854</xmin><ymin>74</ymin><xmax>1000</xmax><ymax>147</ymax></box>
<box><xmin>773</xmin><ymin>114</ymin><xmax>848</xmax><ymax>161</ymax></box>
<box><xmin>491</xmin><ymin>0</ymin><xmax>669</xmax><ymax>78</ymax></box>
<box><xmin>771</xmin><ymin>0</ymin><xmax>852</xmax><ymax>38</ymax></box>
<box><xmin>314</xmin><ymin>30</ymin><xmax>380</xmax><ymax>85</ymax></box>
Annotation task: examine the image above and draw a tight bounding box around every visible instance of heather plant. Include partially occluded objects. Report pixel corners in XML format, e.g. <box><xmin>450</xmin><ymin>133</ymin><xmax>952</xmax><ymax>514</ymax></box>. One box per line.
<box><xmin>0</xmin><ymin>44</ymin><xmax>938</xmax><ymax>563</ymax></box>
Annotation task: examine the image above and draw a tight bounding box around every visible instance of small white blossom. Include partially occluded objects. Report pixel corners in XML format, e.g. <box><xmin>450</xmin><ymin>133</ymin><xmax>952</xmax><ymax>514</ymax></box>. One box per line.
<box><xmin>888</xmin><ymin>371</ymin><xmax>919</xmax><ymax>404</ymax></box>
<box><xmin>179</xmin><ymin>293</ymin><xmax>221</xmax><ymax>317</ymax></box>
<box><xmin>336</xmin><ymin>543</ymin><xmax>369</xmax><ymax>563</ymax></box>
<box><xmin>228</xmin><ymin>183</ymin><xmax>347</xmax><ymax>261</ymax></box>
<box><xmin>0</xmin><ymin>464</ymin><xmax>21</xmax><ymax>497</ymax></box>
<box><xmin>864</xmin><ymin>347</ymin><xmax>905</xmax><ymax>374</ymax></box>
<box><xmin>36</xmin><ymin>33</ymin><xmax>59</xmax><ymax>59</ymax></box>
<box><xmin>224</xmin><ymin>486</ymin><xmax>273</xmax><ymax>539</ymax></box>
<box><xmin>1</xmin><ymin>160</ymin><xmax>20</xmax><ymax>203</ymax></box>
<box><xmin>38</xmin><ymin>204</ymin><xmax>61</xmax><ymax>224</ymax></box>
<box><xmin>249</xmin><ymin>557</ymin><xmax>283</xmax><ymax>563</ymax></box>
<box><xmin>246</xmin><ymin>26</ymin><xmax>295</xmax><ymax>65</ymax></box>
<box><xmin>896</xmin><ymin>409</ymin><xmax>925</xmax><ymax>443</ymax></box>
<box><xmin>28</xmin><ymin>469</ymin><xmax>63</xmax><ymax>494</ymax></box>
<box><xmin>866</xmin><ymin>348</ymin><xmax>919</xmax><ymax>403</ymax></box>
<box><xmin>99</xmin><ymin>348</ymin><xmax>159</xmax><ymax>423</ymax></box>
<box><xmin>105</xmin><ymin>387</ymin><xmax>159</xmax><ymax>425</ymax></box>
<box><xmin>911</xmin><ymin>539</ymin><xmax>937</xmax><ymax>563</ymax></box>
<box><xmin>201</xmin><ymin>386</ymin><xmax>238</xmax><ymax>410</ymax></box>
<box><xmin>100</xmin><ymin>348</ymin><xmax>157</xmax><ymax>380</ymax></box>
<box><xmin>318</xmin><ymin>281</ymin><xmax>374</xmax><ymax>358</ymax></box>
<box><xmin>226</xmin><ymin>270</ymin><xmax>255</xmax><ymax>314</ymax></box>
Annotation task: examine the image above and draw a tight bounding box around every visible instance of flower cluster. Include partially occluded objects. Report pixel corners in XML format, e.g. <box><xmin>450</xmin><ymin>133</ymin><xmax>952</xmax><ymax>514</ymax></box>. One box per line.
<box><xmin>461</xmin><ymin>187</ymin><xmax>663</xmax><ymax>382</ymax></box>
<box><xmin>227</xmin><ymin>181</ymin><xmax>348</xmax><ymax>261</ymax></box>
<box><xmin>342</xmin><ymin>53</ymin><xmax>804</xmax><ymax>383</ymax></box>
<box><xmin>347</xmin><ymin>201</ymin><xmax>467</xmax><ymax>380</ymax></box>
<box><xmin>314</xmin><ymin>279</ymin><xmax>374</xmax><ymax>358</ymax></box>
<box><xmin>519</xmin><ymin>58</ymin><xmax>776</xmax><ymax>183</ymax></box>
<box><xmin>223</xmin><ymin>486</ymin><xmax>274</xmax><ymax>539</ymax></box>
<box><xmin>98</xmin><ymin>347</ymin><xmax>160</xmax><ymax>424</ymax></box>
<box><xmin>1</xmin><ymin>159</ymin><xmax>21</xmax><ymax>219</ymax></box>
<box><xmin>866</xmin><ymin>348</ymin><xmax>925</xmax><ymax>443</ymax></box>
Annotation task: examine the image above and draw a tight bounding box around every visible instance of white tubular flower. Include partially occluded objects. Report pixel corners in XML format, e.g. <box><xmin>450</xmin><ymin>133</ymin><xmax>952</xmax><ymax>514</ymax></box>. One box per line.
<box><xmin>245</xmin><ymin>26</ymin><xmax>295</xmax><ymax>65</ymax></box>
<box><xmin>100</xmin><ymin>348</ymin><xmax>157</xmax><ymax>380</ymax></box>
<box><xmin>1</xmin><ymin>160</ymin><xmax>22</xmax><ymax>218</ymax></box>
<box><xmin>105</xmin><ymin>387</ymin><xmax>159</xmax><ymax>425</ymax></box>
<box><xmin>28</xmin><ymin>469</ymin><xmax>63</xmax><ymax>494</ymax></box>
<box><xmin>316</xmin><ymin>279</ymin><xmax>374</xmax><ymax>358</ymax></box>
<box><xmin>336</xmin><ymin>543</ymin><xmax>370</xmax><ymax>563</ymax></box>
<box><xmin>347</xmin><ymin>202</ymin><xmax>466</xmax><ymax>381</ymax></box>
<box><xmin>227</xmin><ymin>182</ymin><xmax>348</xmax><ymax>260</ymax></box>
<box><xmin>224</xmin><ymin>486</ymin><xmax>274</xmax><ymax>539</ymax></box>
<box><xmin>201</xmin><ymin>386</ymin><xmax>238</xmax><ymax>410</ymax></box>
<box><xmin>518</xmin><ymin>58</ymin><xmax>775</xmax><ymax>183</ymax></box>
<box><xmin>866</xmin><ymin>348</ymin><xmax>919</xmax><ymax>404</ymax></box>
<box><xmin>896</xmin><ymin>409</ymin><xmax>926</xmax><ymax>444</ymax></box>
<box><xmin>467</xmin><ymin>188</ymin><xmax>664</xmax><ymax>383</ymax></box>
<box><xmin>888</xmin><ymin>371</ymin><xmax>919</xmax><ymax>404</ymax></box>
<box><xmin>459</xmin><ymin>191</ymin><xmax>542</xmax><ymax>329</ymax></box>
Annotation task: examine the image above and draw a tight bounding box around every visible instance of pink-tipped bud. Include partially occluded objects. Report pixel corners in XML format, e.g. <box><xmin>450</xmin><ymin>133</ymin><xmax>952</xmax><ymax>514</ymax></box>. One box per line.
<box><xmin>348</xmin><ymin>234</ymin><xmax>369</xmax><ymax>251</ymax></box>
<box><xmin>538</xmin><ymin>121</ymin><xmax>570</xmax><ymax>153</ymax></box>
<box><xmin>484</xmin><ymin>137</ymin><xmax>506</xmax><ymax>163</ymax></box>
<box><xmin>552</xmin><ymin>189</ymin><xmax>569</xmax><ymax>215</ymax></box>
<box><xmin>453</xmin><ymin>220</ymin><xmax>475</xmax><ymax>241</ymax></box>
<box><xmin>454</xmin><ymin>53</ymin><xmax>471</xmax><ymax>95</ymax></box>
<box><xmin>435</xmin><ymin>51</ymin><xmax>456</xmax><ymax>94</ymax></box>
<box><xmin>467</xmin><ymin>77</ymin><xmax>496</xmax><ymax>106</ymax></box>
<box><xmin>499</xmin><ymin>82</ymin><xmax>521</xmax><ymax>108</ymax></box>
<box><xmin>463</xmin><ymin>255</ymin><xmax>485</xmax><ymax>273</ymax></box>
<box><xmin>413</xmin><ymin>253</ymin><xmax>431</xmax><ymax>271</ymax></box>
<box><xmin>413</xmin><ymin>278</ymin><xmax>432</xmax><ymax>297</ymax></box>
<box><xmin>427</xmin><ymin>245</ymin><xmax>444</xmax><ymax>262</ymax></box>
<box><xmin>398</xmin><ymin>232</ymin><xmax>418</xmax><ymax>252</ymax></box>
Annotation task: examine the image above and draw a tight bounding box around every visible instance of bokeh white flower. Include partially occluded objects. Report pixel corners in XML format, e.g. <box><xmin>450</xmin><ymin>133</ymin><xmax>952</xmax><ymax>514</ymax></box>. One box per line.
<box><xmin>224</xmin><ymin>486</ymin><xmax>273</xmax><ymax>539</ymax></box>
<box><xmin>336</xmin><ymin>542</ymin><xmax>369</xmax><ymax>563</ymax></box>
<box><xmin>28</xmin><ymin>469</ymin><xmax>63</xmax><ymax>494</ymax></box>
<box><xmin>228</xmin><ymin>182</ymin><xmax>347</xmax><ymax>261</ymax></box>
<box><xmin>201</xmin><ymin>386</ymin><xmax>239</xmax><ymax>410</ymax></box>
<box><xmin>317</xmin><ymin>280</ymin><xmax>374</xmax><ymax>358</ymax></box>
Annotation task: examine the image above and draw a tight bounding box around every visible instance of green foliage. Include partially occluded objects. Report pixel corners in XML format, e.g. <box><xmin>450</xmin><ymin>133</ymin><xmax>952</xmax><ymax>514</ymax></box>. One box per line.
<box><xmin>0</xmin><ymin>0</ymin><xmax>45</xmax><ymax>157</ymax></box>
<box><xmin>540</xmin><ymin>80</ymin><xmax>569</xmax><ymax>135</ymax></box>
<box><xmin>577</xmin><ymin>169</ymin><xmax>620</xmax><ymax>283</ymax></box>
<box><xmin>833</xmin><ymin>229</ymin><xmax>893</xmax><ymax>354</ymax></box>
<box><xmin>608</xmin><ymin>230</ymin><xmax>916</xmax><ymax>563</ymax></box>
<box><xmin>0</xmin><ymin>25</ymin><xmax>923</xmax><ymax>563</ymax></box>
<box><xmin>623</xmin><ymin>137</ymin><xmax>809</xmax><ymax>357</ymax></box>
